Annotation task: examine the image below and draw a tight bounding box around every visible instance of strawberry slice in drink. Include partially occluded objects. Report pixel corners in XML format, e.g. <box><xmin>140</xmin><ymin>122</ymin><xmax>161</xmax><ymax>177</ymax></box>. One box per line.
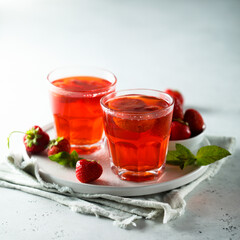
<box><xmin>107</xmin><ymin>95</ymin><xmax>162</xmax><ymax>133</ymax></box>
<box><xmin>107</xmin><ymin>96</ymin><xmax>147</xmax><ymax>112</ymax></box>
<box><xmin>113</xmin><ymin>117</ymin><xmax>155</xmax><ymax>133</ymax></box>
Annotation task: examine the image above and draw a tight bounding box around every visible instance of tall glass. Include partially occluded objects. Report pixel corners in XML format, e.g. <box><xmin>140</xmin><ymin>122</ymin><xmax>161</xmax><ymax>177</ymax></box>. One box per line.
<box><xmin>47</xmin><ymin>66</ymin><xmax>117</xmax><ymax>154</ymax></box>
<box><xmin>101</xmin><ymin>89</ymin><xmax>174</xmax><ymax>182</ymax></box>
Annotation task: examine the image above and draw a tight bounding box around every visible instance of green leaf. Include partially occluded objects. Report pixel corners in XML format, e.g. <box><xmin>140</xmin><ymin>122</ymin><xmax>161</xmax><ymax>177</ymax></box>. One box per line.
<box><xmin>166</xmin><ymin>150</ymin><xmax>181</xmax><ymax>163</ymax></box>
<box><xmin>166</xmin><ymin>144</ymin><xmax>196</xmax><ymax>169</ymax></box>
<box><xmin>175</xmin><ymin>144</ymin><xmax>195</xmax><ymax>161</ymax></box>
<box><xmin>166</xmin><ymin>143</ymin><xmax>231</xmax><ymax>170</ymax></box>
<box><xmin>195</xmin><ymin>145</ymin><xmax>231</xmax><ymax>166</ymax></box>
<box><xmin>70</xmin><ymin>150</ymin><xmax>79</xmax><ymax>161</ymax></box>
<box><xmin>48</xmin><ymin>150</ymin><xmax>81</xmax><ymax>168</ymax></box>
<box><xmin>49</xmin><ymin>151</ymin><xmax>72</xmax><ymax>165</ymax></box>
<box><xmin>183</xmin><ymin>157</ymin><xmax>196</xmax><ymax>169</ymax></box>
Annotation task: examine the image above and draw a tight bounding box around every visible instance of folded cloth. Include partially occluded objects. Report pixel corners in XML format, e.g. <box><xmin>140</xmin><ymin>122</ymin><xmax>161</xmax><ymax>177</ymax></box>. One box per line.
<box><xmin>0</xmin><ymin>136</ymin><xmax>236</xmax><ymax>228</ymax></box>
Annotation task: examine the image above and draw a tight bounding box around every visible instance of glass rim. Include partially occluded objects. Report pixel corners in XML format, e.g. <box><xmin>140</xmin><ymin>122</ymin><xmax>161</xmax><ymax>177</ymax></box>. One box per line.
<box><xmin>47</xmin><ymin>66</ymin><xmax>117</xmax><ymax>95</ymax></box>
<box><xmin>100</xmin><ymin>88</ymin><xmax>174</xmax><ymax>116</ymax></box>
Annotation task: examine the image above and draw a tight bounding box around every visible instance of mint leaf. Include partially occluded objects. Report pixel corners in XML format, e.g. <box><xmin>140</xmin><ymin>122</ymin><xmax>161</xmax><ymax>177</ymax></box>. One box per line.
<box><xmin>166</xmin><ymin>144</ymin><xmax>194</xmax><ymax>162</ymax></box>
<box><xmin>71</xmin><ymin>150</ymin><xmax>79</xmax><ymax>161</ymax></box>
<box><xmin>49</xmin><ymin>151</ymin><xmax>72</xmax><ymax>165</ymax></box>
<box><xmin>166</xmin><ymin>144</ymin><xmax>231</xmax><ymax>169</ymax></box>
<box><xmin>49</xmin><ymin>150</ymin><xmax>80</xmax><ymax>168</ymax></box>
<box><xmin>195</xmin><ymin>145</ymin><xmax>231</xmax><ymax>166</ymax></box>
<box><xmin>166</xmin><ymin>150</ymin><xmax>181</xmax><ymax>163</ymax></box>
<box><xmin>183</xmin><ymin>157</ymin><xmax>196</xmax><ymax>169</ymax></box>
<box><xmin>166</xmin><ymin>144</ymin><xmax>196</xmax><ymax>169</ymax></box>
<box><xmin>69</xmin><ymin>150</ymin><xmax>81</xmax><ymax>167</ymax></box>
<box><xmin>175</xmin><ymin>144</ymin><xmax>195</xmax><ymax>161</ymax></box>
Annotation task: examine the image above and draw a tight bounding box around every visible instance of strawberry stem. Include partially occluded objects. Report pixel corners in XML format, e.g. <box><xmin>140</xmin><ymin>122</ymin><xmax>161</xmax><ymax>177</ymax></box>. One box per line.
<box><xmin>7</xmin><ymin>130</ymin><xmax>25</xmax><ymax>149</ymax></box>
<box><xmin>173</xmin><ymin>118</ymin><xmax>189</xmax><ymax>125</ymax></box>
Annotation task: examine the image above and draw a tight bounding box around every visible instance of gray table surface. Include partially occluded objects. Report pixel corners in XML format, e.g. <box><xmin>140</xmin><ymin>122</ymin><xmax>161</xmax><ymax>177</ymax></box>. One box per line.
<box><xmin>0</xmin><ymin>0</ymin><xmax>239</xmax><ymax>239</ymax></box>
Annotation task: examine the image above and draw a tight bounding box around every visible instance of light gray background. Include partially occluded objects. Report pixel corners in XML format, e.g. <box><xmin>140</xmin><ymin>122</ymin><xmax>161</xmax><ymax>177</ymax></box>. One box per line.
<box><xmin>0</xmin><ymin>0</ymin><xmax>240</xmax><ymax>239</ymax></box>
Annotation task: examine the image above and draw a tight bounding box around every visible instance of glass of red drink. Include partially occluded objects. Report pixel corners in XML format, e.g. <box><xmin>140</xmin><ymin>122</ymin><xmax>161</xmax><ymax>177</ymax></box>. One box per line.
<box><xmin>47</xmin><ymin>66</ymin><xmax>117</xmax><ymax>154</ymax></box>
<box><xmin>101</xmin><ymin>89</ymin><xmax>174</xmax><ymax>182</ymax></box>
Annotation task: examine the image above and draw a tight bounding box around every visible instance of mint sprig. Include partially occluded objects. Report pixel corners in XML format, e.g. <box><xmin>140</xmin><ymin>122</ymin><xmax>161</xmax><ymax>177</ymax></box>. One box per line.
<box><xmin>49</xmin><ymin>150</ymin><xmax>81</xmax><ymax>168</ymax></box>
<box><xmin>167</xmin><ymin>144</ymin><xmax>231</xmax><ymax>169</ymax></box>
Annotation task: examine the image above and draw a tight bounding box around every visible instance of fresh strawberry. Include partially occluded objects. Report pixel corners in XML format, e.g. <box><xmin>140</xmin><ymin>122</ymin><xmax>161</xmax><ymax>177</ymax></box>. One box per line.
<box><xmin>8</xmin><ymin>125</ymin><xmax>50</xmax><ymax>154</ymax></box>
<box><xmin>76</xmin><ymin>159</ymin><xmax>103</xmax><ymax>183</ymax></box>
<box><xmin>48</xmin><ymin>137</ymin><xmax>71</xmax><ymax>156</ymax></box>
<box><xmin>184</xmin><ymin>109</ymin><xmax>205</xmax><ymax>136</ymax></box>
<box><xmin>23</xmin><ymin>126</ymin><xmax>50</xmax><ymax>153</ymax></box>
<box><xmin>170</xmin><ymin>120</ymin><xmax>191</xmax><ymax>140</ymax></box>
<box><xmin>165</xmin><ymin>89</ymin><xmax>184</xmax><ymax>105</ymax></box>
<box><xmin>172</xmin><ymin>97</ymin><xmax>184</xmax><ymax>120</ymax></box>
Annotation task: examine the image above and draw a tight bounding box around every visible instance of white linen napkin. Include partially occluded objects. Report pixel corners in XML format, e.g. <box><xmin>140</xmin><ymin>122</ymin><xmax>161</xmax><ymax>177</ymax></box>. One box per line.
<box><xmin>0</xmin><ymin>136</ymin><xmax>236</xmax><ymax>229</ymax></box>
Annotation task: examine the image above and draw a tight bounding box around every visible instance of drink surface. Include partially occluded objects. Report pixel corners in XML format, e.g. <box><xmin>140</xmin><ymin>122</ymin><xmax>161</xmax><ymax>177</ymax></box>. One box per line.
<box><xmin>52</xmin><ymin>76</ymin><xmax>112</xmax><ymax>92</ymax></box>
<box><xmin>106</xmin><ymin>94</ymin><xmax>170</xmax><ymax>113</ymax></box>
<box><xmin>103</xmin><ymin>94</ymin><xmax>173</xmax><ymax>181</ymax></box>
<box><xmin>50</xmin><ymin>76</ymin><xmax>112</xmax><ymax>148</ymax></box>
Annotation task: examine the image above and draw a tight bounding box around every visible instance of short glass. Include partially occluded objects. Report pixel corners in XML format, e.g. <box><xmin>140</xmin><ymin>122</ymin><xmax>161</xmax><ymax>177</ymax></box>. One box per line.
<box><xmin>47</xmin><ymin>66</ymin><xmax>117</xmax><ymax>154</ymax></box>
<box><xmin>101</xmin><ymin>89</ymin><xmax>174</xmax><ymax>182</ymax></box>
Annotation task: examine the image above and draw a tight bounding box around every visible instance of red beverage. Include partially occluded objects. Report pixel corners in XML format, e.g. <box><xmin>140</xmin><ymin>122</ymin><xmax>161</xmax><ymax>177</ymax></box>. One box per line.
<box><xmin>48</xmin><ymin>67</ymin><xmax>117</xmax><ymax>154</ymax></box>
<box><xmin>101</xmin><ymin>90</ymin><xmax>174</xmax><ymax>181</ymax></box>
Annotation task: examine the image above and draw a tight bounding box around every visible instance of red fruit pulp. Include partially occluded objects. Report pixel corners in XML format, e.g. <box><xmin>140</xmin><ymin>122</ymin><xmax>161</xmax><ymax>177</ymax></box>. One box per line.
<box><xmin>184</xmin><ymin>109</ymin><xmax>205</xmax><ymax>136</ymax></box>
<box><xmin>48</xmin><ymin>138</ymin><xmax>71</xmax><ymax>156</ymax></box>
<box><xmin>170</xmin><ymin>121</ymin><xmax>191</xmax><ymax>140</ymax></box>
<box><xmin>56</xmin><ymin>138</ymin><xmax>71</xmax><ymax>152</ymax></box>
<box><xmin>24</xmin><ymin>126</ymin><xmax>50</xmax><ymax>153</ymax></box>
<box><xmin>103</xmin><ymin>94</ymin><xmax>173</xmax><ymax>181</ymax></box>
<box><xmin>165</xmin><ymin>89</ymin><xmax>184</xmax><ymax>105</ymax></box>
<box><xmin>76</xmin><ymin>159</ymin><xmax>103</xmax><ymax>183</ymax></box>
<box><xmin>50</xmin><ymin>76</ymin><xmax>113</xmax><ymax>148</ymax></box>
<box><xmin>172</xmin><ymin>97</ymin><xmax>184</xmax><ymax>120</ymax></box>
